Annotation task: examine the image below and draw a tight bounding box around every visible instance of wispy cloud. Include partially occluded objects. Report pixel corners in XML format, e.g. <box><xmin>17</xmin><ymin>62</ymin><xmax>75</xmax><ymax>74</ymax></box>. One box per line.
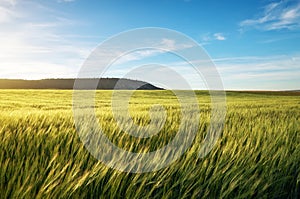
<box><xmin>213</xmin><ymin>33</ymin><xmax>226</xmax><ymax>40</ymax></box>
<box><xmin>112</xmin><ymin>38</ymin><xmax>194</xmax><ymax>65</ymax></box>
<box><xmin>240</xmin><ymin>1</ymin><xmax>300</xmax><ymax>31</ymax></box>
<box><xmin>118</xmin><ymin>54</ymin><xmax>300</xmax><ymax>90</ymax></box>
<box><xmin>0</xmin><ymin>0</ymin><xmax>17</xmax><ymax>6</ymax></box>
<box><xmin>0</xmin><ymin>0</ymin><xmax>19</xmax><ymax>23</ymax></box>
<box><xmin>0</xmin><ymin>1</ymin><xmax>93</xmax><ymax>79</ymax></box>
<box><xmin>201</xmin><ymin>32</ymin><xmax>227</xmax><ymax>43</ymax></box>
<box><xmin>57</xmin><ymin>0</ymin><xmax>75</xmax><ymax>3</ymax></box>
<box><xmin>213</xmin><ymin>54</ymin><xmax>300</xmax><ymax>90</ymax></box>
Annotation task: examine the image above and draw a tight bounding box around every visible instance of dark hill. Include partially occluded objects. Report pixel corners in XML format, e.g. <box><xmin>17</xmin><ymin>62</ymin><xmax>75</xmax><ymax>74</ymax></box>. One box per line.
<box><xmin>0</xmin><ymin>78</ymin><xmax>163</xmax><ymax>90</ymax></box>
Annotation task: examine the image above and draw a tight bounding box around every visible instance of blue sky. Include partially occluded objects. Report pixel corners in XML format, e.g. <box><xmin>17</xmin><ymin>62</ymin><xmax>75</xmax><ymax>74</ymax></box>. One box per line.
<box><xmin>0</xmin><ymin>0</ymin><xmax>299</xmax><ymax>90</ymax></box>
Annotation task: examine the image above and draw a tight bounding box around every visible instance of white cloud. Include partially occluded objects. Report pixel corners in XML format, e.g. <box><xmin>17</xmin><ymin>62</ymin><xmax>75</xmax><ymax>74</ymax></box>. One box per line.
<box><xmin>0</xmin><ymin>0</ymin><xmax>17</xmax><ymax>6</ymax></box>
<box><xmin>112</xmin><ymin>38</ymin><xmax>194</xmax><ymax>65</ymax></box>
<box><xmin>240</xmin><ymin>1</ymin><xmax>300</xmax><ymax>30</ymax></box>
<box><xmin>57</xmin><ymin>0</ymin><xmax>75</xmax><ymax>3</ymax></box>
<box><xmin>81</xmin><ymin>50</ymin><xmax>300</xmax><ymax>90</ymax></box>
<box><xmin>160</xmin><ymin>38</ymin><xmax>176</xmax><ymax>50</ymax></box>
<box><xmin>129</xmin><ymin>54</ymin><xmax>300</xmax><ymax>90</ymax></box>
<box><xmin>112</xmin><ymin>49</ymin><xmax>159</xmax><ymax>65</ymax></box>
<box><xmin>213</xmin><ymin>54</ymin><xmax>300</xmax><ymax>90</ymax></box>
<box><xmin>0</xmin><ymin>62</ymin><xmax>76</xmax><ymax>80</ymax></box>
<box><xmin>201</xmin><ymin>32</ymin><xmax>227</xmax><ymax>42</ymax></box>
<box><xmin>0</xmin><ymin>0</ymin><xmax>19</xmax><ymax>23</ymax></box>
<box><xmin>0</xmin><ymin>6</ymin><xmax>13</xmax><ymax>23</ymax></box>
<box><xmin>0</xmin><ymin>1</ymin><xmax>93</xmax><ymax>79</ymax></box>
<box><xmin>213</xmin><ymin>33</ymin><xmax>226</xmax><ymax>41</ymax></box>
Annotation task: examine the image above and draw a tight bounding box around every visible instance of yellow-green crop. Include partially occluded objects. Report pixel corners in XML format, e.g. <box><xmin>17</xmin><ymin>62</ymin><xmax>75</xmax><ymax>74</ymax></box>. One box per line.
<box><xmin>0</xmin><ymin>90</ymin><xmax>299</xmax><ymax>198</ymax></box>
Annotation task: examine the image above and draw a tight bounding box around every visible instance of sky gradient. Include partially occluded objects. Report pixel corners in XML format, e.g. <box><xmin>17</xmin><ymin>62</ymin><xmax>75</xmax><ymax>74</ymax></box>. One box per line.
<box><xmin>0</xmin><ymin>0</ymin><xmax>300</xmax><ymax>90</ymax></box>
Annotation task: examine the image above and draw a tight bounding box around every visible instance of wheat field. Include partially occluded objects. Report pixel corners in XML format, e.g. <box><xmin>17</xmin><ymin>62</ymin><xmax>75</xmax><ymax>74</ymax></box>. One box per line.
<box><xmin>0</xmin><ymin>90</ymin><xmax>299</xmax><ymax>198</ymax></box>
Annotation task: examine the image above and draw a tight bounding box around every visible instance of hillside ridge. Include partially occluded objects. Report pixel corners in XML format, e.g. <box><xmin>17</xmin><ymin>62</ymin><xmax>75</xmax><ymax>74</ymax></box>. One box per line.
<box><xmin>0</xmin><ymin>78</ymin><xmax>164</xmax><ymax>90</ymax></box>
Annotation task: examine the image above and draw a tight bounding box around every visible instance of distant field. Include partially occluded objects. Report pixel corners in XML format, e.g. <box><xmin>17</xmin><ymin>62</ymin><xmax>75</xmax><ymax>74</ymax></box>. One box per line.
<box><xmin>0</xmin><ymin>90</ymin><xmax>299</xmax><ymax>198</ymax></box>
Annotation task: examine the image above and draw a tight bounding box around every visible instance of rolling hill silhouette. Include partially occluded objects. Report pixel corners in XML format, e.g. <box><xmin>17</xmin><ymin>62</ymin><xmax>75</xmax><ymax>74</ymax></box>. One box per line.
<box><xmin>0</xmin><ymin>78</ymin><xmax>163</xmax><ymax>90</ymax></box>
